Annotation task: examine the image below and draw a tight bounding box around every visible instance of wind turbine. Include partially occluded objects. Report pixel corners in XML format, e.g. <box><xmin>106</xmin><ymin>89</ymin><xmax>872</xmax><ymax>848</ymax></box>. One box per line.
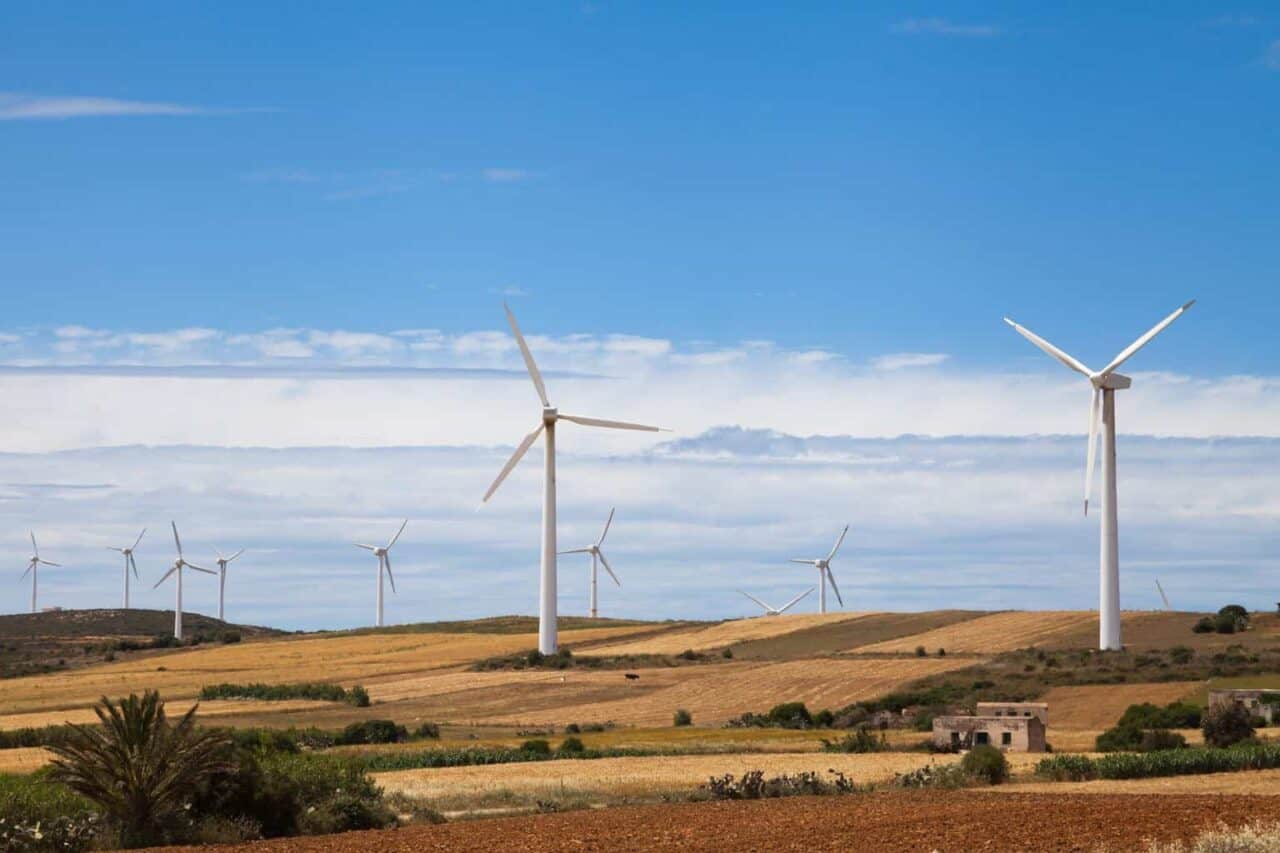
<box><xmin>154</xmin><ymin>522</ymin><xmax>214</xmax><ymax>640</ymax></box>
<box><xmin>481</xmin><ymin>304</ymin><xmax>663</xmax><ymax>654</ymax></box>
<box><xmin>1155</xmin><ymin>578</ymin><xmax>1172</xmax><ymax>612</ymax></box>
<box><xmin>213</xmin><ymin>547</ymin><xmax>245</xmax><ymax>622</ymax></box>
<box><xmin>20</xmin><ymin>532</ymin><xmax>61</xmax><ymax>614</ymax></box>
<box><xmin>107</xmin><ymin>528</ymin><xmax>145</xmax><ymax>610</ymax></box>
<box><xmin>1004</xmin><ymin>300</ymin><xmax>1194</xmax><ymax>650</ymax></box>
<box><xmin>738</xmin><ymin>588</ymin><xmax>814</xmax><ymax>617</ymax></box>
<box><xmin>789</xmin><ymin>525</ymin><xmax>849</xmax><ymax>614</ymax></box>
<box><xmin>355</xmin><ymin>520</ymin><xmax>406</xmax><ymax>628</ymax></box>
<box><xmin>558</xmin><ymin>507</ymin><xmax>621</xmax><ymax>619</ymax></box>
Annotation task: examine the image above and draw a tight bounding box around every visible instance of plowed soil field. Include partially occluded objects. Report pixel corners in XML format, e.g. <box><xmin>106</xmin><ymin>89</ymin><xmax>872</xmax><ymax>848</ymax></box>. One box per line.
<box><xmin>143</xmin><ymin>791</ymin><xmax>1280</xmax><ymax>852</ymax></box>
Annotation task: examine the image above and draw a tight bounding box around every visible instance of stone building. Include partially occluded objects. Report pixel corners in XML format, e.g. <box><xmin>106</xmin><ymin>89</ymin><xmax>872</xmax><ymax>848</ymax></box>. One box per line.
<box><xmin>1208</xmin><ymin>688</ymin><xmax>1279</xmax><ymax>725</ymax></box>
<box><xmin>976</xmin><ymin>702</ymin><xmax>1049</xmax><ymax>726</ymax></box>
<box><xmin>932</xmin><ymin>714</ymin><xmax>1047</xmax><ymax>753</ymax></box>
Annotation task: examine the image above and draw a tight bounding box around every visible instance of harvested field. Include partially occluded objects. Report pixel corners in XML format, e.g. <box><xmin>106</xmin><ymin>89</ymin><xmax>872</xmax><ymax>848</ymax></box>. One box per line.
<box><xmin>0</xmin><ymin>625</ymin><xmax>650</xmax><ymax>717</ymax></box>
<box><xmin>146</xmin><ymin>791</ymin><xmax>1280</xmax><ymax>852</ymax></box>
<box><xmin>1010</xmin><ymin>767</ymin><xmax>1280</xmax><ymax>795</ymax></box>
<box><xmin>1041</xmin><ymin>681</ymin><xmax>1202</xmax><ymax>730</ymax></box>
<box><xmin>729</xmin><ymin>610</ymin><xmax>987</xmax><ymax>660</ymax></box>
<box><xmin>850</xmin><ymin>610</ymin><xmax>1100</xmax><ymax>654</ymax></box>
<box><xmin>374</xmin><ymin>751</ymin><xmax>1044</xmax><ymax>799</ymax></box>
<box><xmin>586</xmin><ymin>613</ymin><xmax>868</xmax><ymax>656</ymax></box>
<box><xmin>1051</xmin><ymin>610</ymin><xmax>1280</xmax><ymax>652</ymax></box>
<box><xmin>358</xmin><ymin>656</ymin><xmax>974</xmax><ymax>727</ymax></box>
<box><xmin>0</xmin><ymin>747</ymin><xmax>51</xmax><ymax>774</ymax></box>
<box><xmin>0</xmin><ymin>698</ymin><xmax>336</xmax><ymax>731</ymax></box>
<box><xmin>1046</xmin><ymin>727</ymin><xmax>1203</xmax><ymax>753</ymax></box>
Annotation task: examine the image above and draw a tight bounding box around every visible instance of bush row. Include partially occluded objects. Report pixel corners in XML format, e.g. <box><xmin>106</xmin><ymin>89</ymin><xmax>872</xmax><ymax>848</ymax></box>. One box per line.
<box><xmin>199</xmin><ymin>682</ymin><xmax>370</xmax><ymax>706</ymax></box>
<box><xmin>1036</xmin><ymin>741</ymin><xmax>1280</xmax><ymax>782</ymax></box>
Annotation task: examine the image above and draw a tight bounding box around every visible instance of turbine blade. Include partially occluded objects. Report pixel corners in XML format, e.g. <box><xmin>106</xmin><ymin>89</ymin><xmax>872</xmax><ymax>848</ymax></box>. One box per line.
<box><xmin>354</xmin><ymin>543</ymin><xmax>378</xmax><ymax>551</ymax></box>
<box><xmin>778</xmin><ymin>587</ymin><xmax>815</xmax><ymax>614</ymax></box>
<box><xmin>1156</xmin><ymin>579</ymin><xmax>1171</xmax><ymax>611</ymax></box>
<box><xmin>383</xmin><ymin>553</ymin><xmax>396</xmax><ymax>593</ymax></box>
<box><xmin>1100</xmin><ymin>300</ymin><xmax>1196</xmax><ymax>376</ymax></box>
<box><xmin>154</xmin><ymin>566</ymin><xmax>178</xmax><ymax>588</ymax></box>
<box><xmin>738</xmin><ymin>590</ymin><xmax>772</xmax><ymax>612</ymax></box>
<box><xmin>481</xmin><ymin>424</ymin><xmax>544</xmax><ymax>503</ymax></box>
<box><xmin>132</xmin><ymin>528</ymin><xmax>146</xmax><ymax>551</ymax></box>
<box><xmin>39</xmin><ymin>560</ymin><xmax>61</xmax><ymax>567</ymax></box>
<box><xmin>598</xmin><ymin>550</ymin><xmax>621</xmax><ymax>586</ymax></box>
<box><xmin>386</xmin><ymin>519</ymin><xmax>408</xmax><ymax>549</ymax></box>
<box><xmin>171</xmin><ymin>521</ymin><xmax>183</xmax><ymax>557</ymax></box>
<box><xmin>129</xmin><ymin>553</ymin><xmax>139</xmax><ymax>579</ymax></box>
<box><xmin>597</xmin><ymin>507</ymin><xmax>615</xmax><ymax>546</ymax></box>
<box><xmin>559</xmin><ymin>413</ymin><xmax>662</xmax><ymax>432</ymax></box>
<box><xmin>1003</xmin><ymin>318</ymin><xmax>1093</xmax><ymax>376</ymax></box>
<box><xmin>107</xmin><ymin>546</ymin><xmax>124</xmax><ymax>553</ymax></box>
<box><xmin>227</xmin><ymin>549</ymin><xmax>244</xmax><ymax>563</ymax></box>
<box><xmin>186</xmin><ymin>562</ymin><xmax>214</xmax><ymax>573</ymax></box>
<box><xmin>1084</xmin><ymin>387</ymin><xmax>1102</xmax><ymax>516</ymax></box>
<box><xmin>789</xmin><ymin>559</ymin><xmax>816</xmax><ymax>565</ymax></box>
<box><xmin>827</xmin><ymin>524</ymin><xmax>850</xmax><ymax>561</ymax></box>
<box><xmin>21</xmin><ymin>562</ymin><xmax>32</xmax><ymax>580</ymax></box>
<box><xmin>557</xmin><ymin>548</ymin><xmax>592</xmax><ymax>555</ymax></box>
<box><xmin>825</xmin><ymin>567</ymin><xmax>844</xmax><ymax>608</ymax></box>
<box><xmin>505</xmin><ymin>303</ymin><xmax>550</xmax><ymax>407</ymax></box>
<box><xmin>29</xmin><ymin>531</ymin><xmax>37</xmax><ymax>556</ymax></box>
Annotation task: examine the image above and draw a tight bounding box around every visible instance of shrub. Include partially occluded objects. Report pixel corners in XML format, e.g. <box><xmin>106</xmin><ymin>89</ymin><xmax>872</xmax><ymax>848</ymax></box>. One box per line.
<box><xmin>1193</xmin><ymin>617</ymin><xmax>1215</xmax><ymax>634</ymax></box>
<box><xmin>766</xmin><ymin>702</ymin><xmax>812</xmax><ymax>729</ymax></box>
<box><xmin>412</xmin><ymin>722</ymin><xmax>440</xmax><ymax>740</ymax></box>
<box><xmin>937</xmin><ymin>648</ymin><xmax>946</xmax><ymax>657</ymax></box>
<box><xmin>894</xmin><ymin>764</ymin><xmax>972</xmax><ymax>789</ymax></box>
<box><xmin>673</xmin><ymin>708</ymin><xmax>693</xmax><ymax>727</ymax></box>
<box><xmin>198</xmin><ymin>682</ymin><xmax>368</xmax><ymax>705</ymax></box>
<box><xmin>704</xmin><ymin>769</ymin><xmax>859</xmax><ymax>800</ymax></box>
<box><xmin>347</xmin><ymin>685</ymin><xmax>371</xmax><ymax>707</ymax></box>
<box><xmin>813</xmin><ymin>709</ymin><xmax>835</xmax><ymax>728</ymax></box>
<box><xmin>820</xmin><ymin>728</ymin><xmax>886</xmax><ymax>753</ymax></box>
<box><xmin>1140</xmin><ymin>730</ymin><xmax>1187</xmax><ymax>752</ymax></box>
<box><xmin>915</xmin><ymin>645</ymin><xmax>927</xmax><ymax>657</ymax></box>
<box><xmin>219</xmin><ymin>631</ymin><xmax>242</xmax><ymax>644</ymax></box>
<box><xmin>558</xmin><ymin>736</ymin><xmax>585</xmax><ymax>755</ymax></box>
<box><xmin>677</xmin><ymin>648</ymin><xmax>700</xmax><ymax>661</ymax></box>
<box><xmin>564</xmin><ymin>723</ymin><xmax>581</xmax><ymax>734</ymax></box>
<box><xmin>961</xmin><ymin>744</ymin><xmax>1009</xmax><ymax>784</ymax></box>
<box><xmin>338</xmin><ymin>720</ymin><xmax>406</xmax><ymax>746</ymax></box>
<box><xmin>1214</xmin><ymin>613</ymin><xmax>1239</xmax><ymax>634</ymax></box>
<box><xmin>1203</xmin><ymin>703</ymin><xmax>1255</xmax><ymax>748</ymax></box>
<box><xmin>1169</xmin><ymin>646</ymin><xmax>1194</xmax><ymax>665</ymax></box>
<box><xmin>721</xmin><ymin>647</ymin><xmax>733</xmax><ymax>659</ymax></box>
<box><xmin>520</xmin><ymin>739</ymin><xmax>552</xmax><ymax>756</ymax></box>
<box><xmin>0</xmin><ymin>772</ymin><xmax>99</xmax><ymax>852</ymax></box>
<box><xmin>1035</xmin><ymin>754</ymin><xmax>1097</xmax><ymax>782</ymax></box>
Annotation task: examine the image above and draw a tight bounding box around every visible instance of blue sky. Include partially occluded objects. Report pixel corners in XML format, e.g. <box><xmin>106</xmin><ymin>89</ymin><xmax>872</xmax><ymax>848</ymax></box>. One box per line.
<box><xmin>1</xmin><ymin>4</ymin><xmax>1279</xmax><ymax>626</ymax></box>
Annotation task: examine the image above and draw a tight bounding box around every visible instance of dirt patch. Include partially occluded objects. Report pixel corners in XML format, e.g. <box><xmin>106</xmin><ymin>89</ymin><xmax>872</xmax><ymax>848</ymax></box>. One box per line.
<box><xmin>143</xmin><ymin>791</ymin><xmax>1280</xmax><ymax>852</ymax></box>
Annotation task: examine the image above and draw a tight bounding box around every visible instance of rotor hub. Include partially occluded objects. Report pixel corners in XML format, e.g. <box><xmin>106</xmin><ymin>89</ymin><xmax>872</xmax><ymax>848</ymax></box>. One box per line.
<box><xmin>542</xmin><ymin>406</ymin><xmax>558</xmax><ymax>424</ymax></box>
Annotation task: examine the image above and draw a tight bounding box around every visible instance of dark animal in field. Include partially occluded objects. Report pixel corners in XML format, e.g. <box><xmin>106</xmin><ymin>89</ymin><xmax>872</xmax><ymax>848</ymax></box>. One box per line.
<box><xmin>624</xmin><ymin>672</ymin><xmax>640</xmax><ymax>681</ymax></box>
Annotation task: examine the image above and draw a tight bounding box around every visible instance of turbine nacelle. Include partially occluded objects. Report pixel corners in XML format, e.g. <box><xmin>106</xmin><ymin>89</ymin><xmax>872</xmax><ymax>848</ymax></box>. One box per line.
<box><xmin>1090</xmin><ymin>372</ymin><xmax>1131</xmax><ymax>391</ymax></box>
<box><xmin>543</xmin><ymin>406</ymin><xmax>559</xmax><ymax>424</ymax></box>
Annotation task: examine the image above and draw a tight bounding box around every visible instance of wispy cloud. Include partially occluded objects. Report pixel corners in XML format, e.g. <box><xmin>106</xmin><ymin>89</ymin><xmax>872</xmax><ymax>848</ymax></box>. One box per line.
<box><xmin>872</xmin><ymin>352</ymin><xmax>950</xmax><ymax>370</ymax></box>
<box><xmin>482</xmin><ymin>168</ymin><xmax>537</xmax><ymax>183</ymax></box>
<box><xmin>892</xmin><ymin>18</ymin><xmax>1003</xmax><ymax>37</ymax></box>
<box><xmin>1265</xmin><ymin>40</ymin><xmax>1280</xmax><ymax>71</ymax></box>
<box><xmin>0</xmin><ymin>93</ymin><xmax>219</xmax><ymax>121</ymax></box>
<box><xmin>1205</xmin><ymin>15</ymin><xmax>1259</xmax><ymax>28</ymax></box>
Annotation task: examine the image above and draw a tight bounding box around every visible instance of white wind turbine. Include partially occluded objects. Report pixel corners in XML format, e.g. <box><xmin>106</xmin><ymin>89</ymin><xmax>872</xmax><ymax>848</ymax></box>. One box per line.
<box><xmin>1155</xmin><ymin>578</ymin><xmax>1172</xmax><ymax>612</ymax></box>
<box><xmin>481</xmin><ymin>304</ymin><xmax>663</xmax><ymax>654</ymax></box>
<box><xmin>107</xmin><ymin>528</ymin><xmax>145</xmax><ymax>609</ymax></box>
<box><xmin>213</xmin><ymin>547</ymin><xmax>245</xmax><ymax>622</ymax></box>
<box><xmin>20</xmin><ymin>532</ymin><xmax>61</xmax><ymax>614</ymax></box>
<box><xmin>739</xmin><ymin>588</ymin><xmax>814</xmax><ymax>617</ymax></box>
<box><xmin>1004</xmin><ymin>300</ymin><xmax>1194</xmax><ymax>650</ymax></box>
<box><xmin>789</xmin><ymin>525</ymin><xmax>848</xmax><ymax>614</ymax></box>
<box><xmin>558</xmin><ymin>507</ymin><xmax>621</xmax><ymax>619</ymax></box>
<box><xmin>355</xmin><ymin>520</ymin><xmax>406</xmax><ymax>628</ymax></box>
<box><xmin>154</xmin><ymin>522</ymin><xmax>214</xmax><ymax>640</ymax></box>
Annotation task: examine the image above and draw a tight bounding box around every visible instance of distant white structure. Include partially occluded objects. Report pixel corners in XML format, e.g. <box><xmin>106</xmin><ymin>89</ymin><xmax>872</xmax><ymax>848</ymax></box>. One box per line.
<box><xmin>1004</xmin><ymin>300</ymin><xmax>1194</xmax><ymax>650</ymax></box>
<box><xmin>559</xmin><ymin>507</ymin><xmax>621</xmax><ymax>619</ymax></box>
<box><xmin>739</xmin><ymin>587</ymin><xmax>813</xmax><ymax>617</ymax></box>
<box><xmin>213</xmin><ymin>547</ymin><xmax>245</xmax><ymax>622</ymax></box>
<box><xmin>481</xmin><ymin>304</ymin><xmax>662</xmax><ymax>654</ymax></box>
<box><xmin>154</xmin><ymin>522</ymin><xmax>214</xmax><ymax>640</ymax></box>
<box><xmin>790</xmin><ymin>525</ymin><xmax>849</xmax><ymax>614</ymax></box>
<box><xmin>20</xmin><ymin>532</ymin><xmax>61</xmax><ymax>614</ymax></box>
<box><xmin>355</xmin><ymin>520</ymin><xmax>406</xmax><ymax>628</ymax></box>
<box><xmin>107</xmin><ymin>528</ymin><xmax>146</xmax><ymax>610</ymax></box>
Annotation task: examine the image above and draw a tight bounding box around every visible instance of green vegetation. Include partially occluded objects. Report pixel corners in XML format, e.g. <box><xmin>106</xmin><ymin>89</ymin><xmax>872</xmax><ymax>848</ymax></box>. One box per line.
<box><xmin>1202</xmin><ymin>702</ymin><xmax>1255</xmax><ymax>748</ymax></box>
<box><xmin>703</xmin><ymin>769</ymin><xmax>860</xmax><ymax>800</ymax></box>
<box><xmin>960</xmin><ymin>744</ymin><xmax>1010</xmax><ymax>784</ymax></box>
<box><xmin>0</xmin><ymin>772</ymin><xmax>98</xmax><ymax>852</ymax></box>
<box><xmin>674</xmin><ymin>708</ymin><xmax>693</xmax><ymax>726</ymax></box>
<box><xmin>1095</xmin><ymin>701</ymin><xmax>1201</xmax><ymax>751</ymax></box>
<box><xmin>470</xmin><ymin>647</ymin><xmax>717</xmax><ymax>672</ymax></box>
<box><xmin>1036</xmin><ymin>741</ymin><xmax>1280</xmax><ymax>781</ymax></box>
<box><xmin>1194</xmin><ymin>605</ymin><xmax>1252</xmax><ymax>635</ymax></box>
<box><xmin>820</xmin><ymin>728</ymin><xmax>887</xmax><ymax>753</ymax></box>
<box><xmin>199</xmin><ymin>682</ymin><xmax>371</xmax><ymax>706</ymax></box>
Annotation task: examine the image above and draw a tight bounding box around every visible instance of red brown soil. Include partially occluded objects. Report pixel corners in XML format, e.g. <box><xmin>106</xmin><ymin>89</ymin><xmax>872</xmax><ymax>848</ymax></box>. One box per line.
<box><xmin>146</xmin><ymin>791</ymin><xmax>1280</xmax><ymax>852</ymax></box>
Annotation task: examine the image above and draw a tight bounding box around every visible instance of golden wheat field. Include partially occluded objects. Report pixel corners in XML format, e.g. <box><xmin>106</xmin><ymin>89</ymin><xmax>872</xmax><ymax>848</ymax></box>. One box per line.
<box><xmin>1006</xmin><ymin>767</ymin><xmax>1280</xmax><ymax>796</ymax></box>
<box><xmin>1040</xmin><ymin>681</ymin><xmax>1202</xmax><ymax>731</ymax></box>
<box><xmin>374</xmin><ymin>751</ymin><xmax>1047</xmax><ymax>800</ymax></box>
<box><xmin>849</xmin><ymin>611</ymin><xmax>1100</xmax><ymax>654</ymax></box>
<box><xmin>0</xmin><ymin>747</ymin><xmax>51</xmax><ymax>774</ymax></box>
<box><xmin>585</xmin><ymin>612</ymin><xmax>871</xmax><ymax>656</ymax></box>
<box><xmin>0</xmin><ymin>626</ymin><xmax>651</xmax><ymax>718</ymax></box>
<box><xmin>0</xmin><ymin>698</ymin><xmax>339</xmax><ymax>731</ymax></box>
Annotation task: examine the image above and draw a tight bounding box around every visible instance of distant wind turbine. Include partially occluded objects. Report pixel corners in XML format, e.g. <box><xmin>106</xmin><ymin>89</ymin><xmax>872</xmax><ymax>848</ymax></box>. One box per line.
<box><xmin>214</xmin><ymin>547</ymin><xmax>245</xmax><ymax>622</ymax></box>
<box><xmin>1004</xmin><ymin>300</ymin><xmax>1194</xmax><ymax>650</ymax></box>
<box><xmin>1155</xmin><ymin>578</ymin><xmax>1172</xmax><ymax>611</ymax></box>
<box><xmin>107</xmin><ymin>528</ymin><xmax>145</xmax><ymax>609</ymax></box>
<box><xmin>481</xmin><ymin>304</ymin><xmax>663</xmax><ymax>654</ymax></box>
<box><xmin>789</xmin><ymin>525</ymin><xmax>848</xmax><ymax>614</ymax></box>
<box><xmin>355</xmin><ymin>520</ymin><xmax>406</xmax><ymax>628</ymax></box>
<box><xmin>559</xmin><ymin>507</ymin><xmax>621</xmax><ymax>619</ymax></box>
<box><xmin>739</xmin><ymin>588</ymin><xmax>814</xmax><ymax>617</ymax></box>
<box><xmin>154</xmin><ymin>522</ymin><xmax>215</xmax><ymax>640</ymax></box>
<box><xmin>21</xmin><ymin>532</ymin><xmax>61</xmax><ymax>614</ymax></box>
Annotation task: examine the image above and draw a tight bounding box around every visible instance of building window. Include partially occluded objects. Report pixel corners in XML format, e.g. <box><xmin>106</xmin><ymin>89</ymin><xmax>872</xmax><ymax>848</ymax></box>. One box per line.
<box><xmin>951</xmin><ymin>732</ymin><xmax>960</xmax><ymax>747</ymax></box>
<box><xmin>975</xmin><ymin>732</ymin><xmax>989</xmax><ymax>746</ymax></box>
<box><xmin>1002</xmin><ymin>732</ymin><xmax>1012</xmax><ymax>746</ymax></box>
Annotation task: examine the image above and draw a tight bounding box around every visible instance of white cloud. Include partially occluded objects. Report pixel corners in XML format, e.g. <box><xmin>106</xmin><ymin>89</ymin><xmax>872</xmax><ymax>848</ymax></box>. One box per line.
<box><xmin>893</xmin><ymin>18</ymin><xmax>1003</xmax><ymax>37</ymax></box>
<box><xmin>305</xmin><ymin>331</ymin><xmax>399</xmax><ymax>357</ymax></box>
<box><xmin>0</xmin><ymin>94</ymin><xmax>209</xmax><ymax>121</ymax></box>
<box><xmin>1265</xmin><ymin>40</ymin><xmax>1280</xmax><ymax>71</ymax></box>
<box><xmin>482</xmin><ymin>168</ymin><xmax>536</xmax><ymax>183</ymax></box>
<box><xmin>872</xmin><ymin>352</ymin><xmax>950</xmax><ymax>370</ymax></box>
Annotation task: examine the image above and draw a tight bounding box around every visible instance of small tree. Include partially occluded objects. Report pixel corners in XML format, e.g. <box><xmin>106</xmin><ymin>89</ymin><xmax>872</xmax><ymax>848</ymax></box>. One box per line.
<box><xmin>1202</xmin><ymin>702</ymin><xmax>1254</xmax><ymax>748</ymax></box>
<box><xmin>961</xmin><ymin>744</ymin><xmax>1009</xmax><ymax>784</ymax></box>
<box><xmin>46</xmin><ymin>691</ymin><xmax>233</xmax><ymax>847</ymax></box>
<box><xmin>673</xmin><ymin>708</ymin><xmax>693</xmax><ymax>727</ymax></box>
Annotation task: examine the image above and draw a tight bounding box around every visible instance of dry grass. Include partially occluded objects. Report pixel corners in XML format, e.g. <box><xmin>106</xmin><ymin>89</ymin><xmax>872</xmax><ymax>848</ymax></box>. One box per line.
<box><xmin>850</xmin><ymin>611</ymin><xmax>1102</xmax><ymax>654</ymax></box>
<box><xmin>1046</xmin><ymin>728</ymin><xmax>1204</xmax><ymax>753</ymax></box>
<box><xmin>1008</xmin><ymin>767</ymin><xmax>1280</xmax><ymax>796</ymax></box>
<box><xmin>0</xmin><ymin>625</ymin><xmax>648</xmax><ymax>718</ymax></box>
<box><xmin>0</xmin><ymin>698</ymin><xmax>337</xmax><ymax>730</ymax></box>
<box><xmin>375</xmin><ymin>750</ymin><xmax>1046</xmax><ymax>800</ymax></box>
<box><xmin>586</xmin><ymin>613</ymin><xmax>871</xmax><ymax>656</ymax></box>
<box><xmin>1040</xmin><ymin>682</ymin><xmax>1203</xmax><ymax>731</ymax></box>
<box><xmin>0</xmin><ymin>747</ymin><xmax>51</xmax><ymax>774</ymax></box>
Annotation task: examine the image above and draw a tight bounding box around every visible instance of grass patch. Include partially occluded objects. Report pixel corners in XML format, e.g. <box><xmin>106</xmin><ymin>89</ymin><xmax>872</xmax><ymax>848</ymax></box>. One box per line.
<box><xmin>1035</xmin><ymin>741</ymin><xmax>1280</xmax><ymax>781</ymax></box>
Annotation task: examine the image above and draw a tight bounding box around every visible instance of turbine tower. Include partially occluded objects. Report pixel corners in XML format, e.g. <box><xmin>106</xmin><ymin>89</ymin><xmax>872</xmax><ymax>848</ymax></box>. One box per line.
<box><xmin>481</xmin><ymin>304</ymin><xmax>662</xmax><ymax>654</ymax></box>
<box><xmin>213</xmin><ymin>547</ymin><xmax>245</xmax><ymax>622</ymax></box>
<box><xmin>107</xmin><ymin>528</ymin><xmax>145</xmax><ymax>609</ymax></box>
<box><xmin>559</xmin><ymin>507</ymin><xmax>621</xmax><ymax>619</ymax></box>
<box><xmin>20</xmin><ymin>532</ymin><xmax>61</xmax><ymax>613</ymax></box>
<box><xmin>738</xmin><ymin>588</ymin><xmax>814</xmax><ymax>617</ymax></box>
<box><xmin>1004</xmin><ymin>300</ymin><xmax>1194</xmax><ymax>650</ymax></box>
<box><xmin>155</xmin><ymin>522</ymin><xmax>214</xmax><ymax>640</ymax></box>
<box><xmin>355</xmin><ymin>520</ymin><xmax>406</xmax><ymax>628</ymax></box>
<box><xmin>789</xmin><ymin>524</ymin><xmax>848</xmax><ymax>614</ymax></box>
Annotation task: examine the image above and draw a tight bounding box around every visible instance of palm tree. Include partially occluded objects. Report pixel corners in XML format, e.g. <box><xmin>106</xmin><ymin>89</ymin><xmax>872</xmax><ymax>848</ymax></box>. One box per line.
<box><xmin>47</xmin><ymin>691</ymin><xmax>233</xmax><ymax>847</ymax></box>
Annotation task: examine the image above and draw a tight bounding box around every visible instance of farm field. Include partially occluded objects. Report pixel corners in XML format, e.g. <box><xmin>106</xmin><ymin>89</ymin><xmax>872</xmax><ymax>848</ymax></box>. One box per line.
<box><xmin>144</xmin><ymin>792</ymin><xmax>1280</xmax><ymax>853</ymax></box>
<box><xmin>1040</xmin><ymin>681</ymin><xmax>1203</xmax><ymax>730</ymax></box>
<box><xmin>1008</xmin><ymin>767</ymin><xmax>1280</xmax><ymax>795</ymax></box>
<box><xmin>584</xmin><ymin>612</ymin><xmax>869</xmax><ymax>656</ymax></box>
<box><xmin>849</xmin><ymin>610</ymin><xmax>1125</xmax><ymax>654</ymax></box>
